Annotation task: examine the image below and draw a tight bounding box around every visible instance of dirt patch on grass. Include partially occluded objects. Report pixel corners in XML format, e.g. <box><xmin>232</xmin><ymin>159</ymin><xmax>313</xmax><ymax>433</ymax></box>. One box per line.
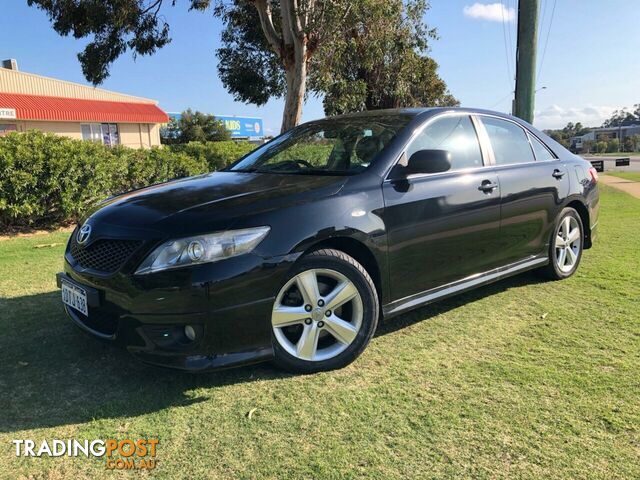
<box><xmin>601</xmin><ymin>175</ymin><xmax>640</xmax><ymax>199</ymax></box>
<box><xmin>0</xmin><ymin>225</ymin><xmax>75</xmax><ymax>242</ymax></box>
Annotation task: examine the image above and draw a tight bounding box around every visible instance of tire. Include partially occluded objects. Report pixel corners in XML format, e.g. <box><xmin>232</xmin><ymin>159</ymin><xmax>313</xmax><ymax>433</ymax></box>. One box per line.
<box><xmin>271</xmin><ymin>248</ymin><xmax>379</xmax><ymax>373</ymax></box>
<box><xmin>539</xmin><ymin>207</ymin><xmax>584</xmax><ymax>280</ymax></box>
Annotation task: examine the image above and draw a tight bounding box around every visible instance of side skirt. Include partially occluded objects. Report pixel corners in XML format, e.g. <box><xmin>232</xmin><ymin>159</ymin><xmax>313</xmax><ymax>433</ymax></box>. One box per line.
<box><xmin>382</xmin><ymin>255</ymin><xmax>549</xmax><ymax>319</ymax></box>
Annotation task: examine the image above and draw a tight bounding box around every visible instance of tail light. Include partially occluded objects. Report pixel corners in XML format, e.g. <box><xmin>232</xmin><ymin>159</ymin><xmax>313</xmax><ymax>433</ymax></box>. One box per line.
<box><xmin>588</xmin><ymin>167</ymin><xmax>599</xmax><ymax>183</ymax></box>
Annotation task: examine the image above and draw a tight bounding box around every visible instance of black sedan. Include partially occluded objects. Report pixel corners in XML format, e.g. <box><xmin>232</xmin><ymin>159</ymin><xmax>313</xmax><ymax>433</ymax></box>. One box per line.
<box><xmin>57</xmin><ymin>108</ymin><xmax>599</xmax><ymax>373</ymax></box>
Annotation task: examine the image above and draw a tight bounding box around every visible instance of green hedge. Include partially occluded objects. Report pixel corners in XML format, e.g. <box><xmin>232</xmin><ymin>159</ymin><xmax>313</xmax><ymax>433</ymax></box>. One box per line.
<box><xmin>167</xmin><ymin>141</ymin><xmax>256</xmax><ymax>171</ymax></box>
<box><xmin>0</xmin><ymin>131</ymin><xmax>250</xmax><ymax>230</ymax></box>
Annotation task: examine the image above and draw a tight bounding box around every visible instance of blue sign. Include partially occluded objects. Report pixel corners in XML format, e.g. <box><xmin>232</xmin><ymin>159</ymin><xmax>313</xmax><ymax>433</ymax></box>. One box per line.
<box><xmin>168</xmin><ymin>113</ymin><xmax>264</xmax><ymax>138</ymax></box>
<box><xmin>216</xmin><ymin>115</ymin><xmax>264</xmax><ymax>138</ymax></box>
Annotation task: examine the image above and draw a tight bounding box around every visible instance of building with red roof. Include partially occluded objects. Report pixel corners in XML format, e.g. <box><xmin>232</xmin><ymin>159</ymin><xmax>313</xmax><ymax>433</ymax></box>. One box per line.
<box><xmin>0</xmin><ymin>59</ymin><xmax>168</xmax><ymax>148</ymax></box>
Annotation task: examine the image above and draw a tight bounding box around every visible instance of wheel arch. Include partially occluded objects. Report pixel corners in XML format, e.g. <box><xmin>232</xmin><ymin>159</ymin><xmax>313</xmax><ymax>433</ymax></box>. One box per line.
<box><xmin>300</xmin><ymin>236</ymin><xmax>385</xmax><ymax>305</ymax></box>
<box><xmin>565</xmin><ymin>198</ymin><xmax>592</xmax><ymax>249</ymax></box>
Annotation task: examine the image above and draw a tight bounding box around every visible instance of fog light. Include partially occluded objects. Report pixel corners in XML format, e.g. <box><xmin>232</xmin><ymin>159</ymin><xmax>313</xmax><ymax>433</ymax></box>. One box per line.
<box><xmin>184</xmin><ymin>325</ymin><xmax>196</xmax><ymax>341</ymax></box>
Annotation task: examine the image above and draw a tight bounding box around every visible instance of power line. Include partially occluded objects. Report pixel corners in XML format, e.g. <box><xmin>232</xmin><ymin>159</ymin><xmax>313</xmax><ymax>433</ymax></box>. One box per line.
<box><xmin>506</xmin><ymin>0</ymin><xmax>516</xmax><ymax>73</ymax></box>
<box><xmin>489</xmin><ymin>90</ymin><xmax>515</xmax><ymax>110</ymax></box>
<box><xmin>537</xmin><ymin>0</ymin><xmax>547</xmax><ymax>79</ymax></box>
<box><xmin>539</xmin><ymin>0</ymin><xmax>548</xmax><ymax>38</ymax></box>
<box><xmin>506</xmin><ymin>1</ymin><xmax>516</xmax><ymax>72</ymax></box>
<box><xmin>500</xmin><ymin>0</ymin><xmax>513</xmax><ymax>87</ymax></box>
<box><xmin>537</xmin><ymin>0</ymin><xmax>557</xmax><ymax>83</ymax></box>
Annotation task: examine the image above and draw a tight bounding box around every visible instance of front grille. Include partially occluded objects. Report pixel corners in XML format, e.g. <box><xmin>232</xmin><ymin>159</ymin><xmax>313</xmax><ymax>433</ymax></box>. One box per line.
<box><xmin>70</xmin><ymin>236</ymin><xmax>142</xmax><ymax>274</ymax></box>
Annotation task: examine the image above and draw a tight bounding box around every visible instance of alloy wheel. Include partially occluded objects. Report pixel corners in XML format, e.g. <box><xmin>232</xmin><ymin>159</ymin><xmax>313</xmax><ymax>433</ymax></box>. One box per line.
<box><xmin>554</xmin><ymin>215</ymin><xmax>581</xmax><ymax>273</ymax></box>
<box><xmin>271</xmin><ymin>268</ymin><xmax>364</xmax><ymax>362</ymax></box>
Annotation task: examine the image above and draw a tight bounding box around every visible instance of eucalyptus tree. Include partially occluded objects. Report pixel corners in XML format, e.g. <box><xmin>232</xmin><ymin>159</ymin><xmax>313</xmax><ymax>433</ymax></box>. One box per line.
<box><xmin>28</xmin><ymin>0</ymin><xmax>456</xmax><ymax>132</ymax></box>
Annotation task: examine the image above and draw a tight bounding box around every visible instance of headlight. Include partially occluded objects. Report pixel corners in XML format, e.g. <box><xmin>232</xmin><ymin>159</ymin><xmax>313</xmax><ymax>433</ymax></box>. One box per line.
<box><xmin>135</xmin><ymin>226</ymin><xmax>270</xmax><ymax>275</ymax></box>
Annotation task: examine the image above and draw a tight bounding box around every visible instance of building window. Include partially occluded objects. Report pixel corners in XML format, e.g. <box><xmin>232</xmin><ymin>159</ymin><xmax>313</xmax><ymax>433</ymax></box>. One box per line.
<box><xmin>81</xmin><ymin>123</ymin><xmax>100</xmax><ymax>143</ymax></box>
<box><xmin>0</xmin><ymin>124</ymin><xmax>17</xmax><ymax>136</ymax></box>
<box><xmin>81</xmin><ymin>123</ymin><xmax>119</xmax><ymax>146</ymax></box>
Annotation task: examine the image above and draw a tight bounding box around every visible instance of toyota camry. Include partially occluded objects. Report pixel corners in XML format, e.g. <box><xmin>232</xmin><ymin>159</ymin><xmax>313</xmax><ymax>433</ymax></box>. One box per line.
<box><xmin>57</xmin><ymin>108</ymin><xmax>599</xmax><ymax>373</ymax></box>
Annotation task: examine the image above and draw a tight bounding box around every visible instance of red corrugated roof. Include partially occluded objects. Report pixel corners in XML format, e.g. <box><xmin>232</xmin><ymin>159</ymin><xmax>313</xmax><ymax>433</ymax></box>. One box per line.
<box><xmin>0</xmin><ymin>92</ymin><xmax>169</xmax><ymax>123</ymax></box>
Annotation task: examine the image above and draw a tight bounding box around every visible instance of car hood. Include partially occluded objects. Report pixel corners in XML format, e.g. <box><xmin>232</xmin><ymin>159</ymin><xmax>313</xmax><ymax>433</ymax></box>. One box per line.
<box><xmin>84</xmin><ymin>172</ymin><xmax>348</xmax><ymax>236</ymax></box>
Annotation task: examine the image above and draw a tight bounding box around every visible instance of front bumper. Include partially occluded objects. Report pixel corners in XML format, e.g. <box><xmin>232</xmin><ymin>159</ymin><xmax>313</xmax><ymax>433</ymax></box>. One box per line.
<box><xmin>57</xmin><ymin>252</ymin><xmax>298</xmax><ymax>371</ymax></box>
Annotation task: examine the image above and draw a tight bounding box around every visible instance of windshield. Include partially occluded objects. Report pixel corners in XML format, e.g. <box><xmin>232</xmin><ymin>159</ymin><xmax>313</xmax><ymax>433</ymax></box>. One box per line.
<box><xmin>228</xmin><ymin>115</ymin><xmax>412</xmax><ymax>175</ymax></box>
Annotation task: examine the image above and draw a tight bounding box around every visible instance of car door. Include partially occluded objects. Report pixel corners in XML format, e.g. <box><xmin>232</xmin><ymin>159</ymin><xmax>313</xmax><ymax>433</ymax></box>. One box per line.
<box><xmin>382</xmin><ymin>114</ymin><xmax>503</xmax><ymax>301</ymax></box>
<box><xmin>478</xmin><ymin>115</ymin><xmax>570</xmax><ymax>265</ymax></box>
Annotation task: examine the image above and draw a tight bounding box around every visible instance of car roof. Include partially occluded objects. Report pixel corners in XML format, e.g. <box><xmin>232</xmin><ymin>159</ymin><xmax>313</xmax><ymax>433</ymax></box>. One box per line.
<box><xmin>322</xmin><ymin>107</ymin><xmax>525</xmax><ymax>124</ymax></box>
<box><xmin>320</xmin><ymin>107</ymin><xmax>432</xmax><ymax>119</ymax></box>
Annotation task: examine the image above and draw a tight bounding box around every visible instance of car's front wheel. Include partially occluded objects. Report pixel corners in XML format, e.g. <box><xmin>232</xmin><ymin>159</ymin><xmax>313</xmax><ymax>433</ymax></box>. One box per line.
<box><xmin>271</xmin><ymin>249</ymin><xmax>379</xmax><ymax>373</ymax></box>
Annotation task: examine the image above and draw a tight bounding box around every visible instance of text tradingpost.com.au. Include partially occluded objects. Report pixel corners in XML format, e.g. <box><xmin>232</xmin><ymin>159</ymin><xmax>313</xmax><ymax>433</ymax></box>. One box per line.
<box><xmin>12</xmin><ymin>438</ymin><xmax>159</xmax><ymax>471</ymax></box>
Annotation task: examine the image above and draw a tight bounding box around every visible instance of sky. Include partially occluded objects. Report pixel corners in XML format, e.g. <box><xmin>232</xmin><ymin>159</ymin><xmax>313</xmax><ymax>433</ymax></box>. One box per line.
<box><xmin>1</xmin><ymin>0</ymin><xmax>639</xmax><ymax>134</ymax></box>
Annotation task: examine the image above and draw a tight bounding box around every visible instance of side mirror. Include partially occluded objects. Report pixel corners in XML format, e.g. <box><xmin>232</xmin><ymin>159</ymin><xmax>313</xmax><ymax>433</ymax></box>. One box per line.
<box><xmin>407</xmin><ymin>149</ymin><xmax>452</xmax><ymax>175</ymax></box>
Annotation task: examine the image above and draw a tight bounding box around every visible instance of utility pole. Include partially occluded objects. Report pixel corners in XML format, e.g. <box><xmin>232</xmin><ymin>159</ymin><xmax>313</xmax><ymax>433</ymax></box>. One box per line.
<box><xmin>513</xmin><ymin>0</ymin><xmax>539</xmax><ymax>123</ymax></box>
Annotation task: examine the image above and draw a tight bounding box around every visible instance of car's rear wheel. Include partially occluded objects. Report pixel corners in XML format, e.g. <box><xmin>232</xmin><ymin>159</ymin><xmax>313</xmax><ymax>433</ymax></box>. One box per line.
<box><xmin>540</xmin><ymin>207</ymin><xmax>584</xmax><ymax>280</ymax></box>
<box><xmin>271</xmin><ymin>249</ymin><xmax>379</xmax><ymax>373</ymax></box>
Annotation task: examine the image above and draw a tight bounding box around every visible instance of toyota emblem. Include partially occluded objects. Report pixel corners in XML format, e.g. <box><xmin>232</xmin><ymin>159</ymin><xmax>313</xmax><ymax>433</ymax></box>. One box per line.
<box><xmin>77</xmin><ymin>223</ymin><xmax>92</xmax><ymax>245</ymax></box>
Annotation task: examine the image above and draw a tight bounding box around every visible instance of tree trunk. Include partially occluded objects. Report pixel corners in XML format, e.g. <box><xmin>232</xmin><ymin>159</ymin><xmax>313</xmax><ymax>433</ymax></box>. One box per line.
<box><xmin>251</xmin><ymin>0</ymin><xmax>308</xmax><ymax>133</ymax></box>
<box><xmin>281</xmin><ymin>51</ymin><xmax>307</xmax><ymax>133</ymax></box>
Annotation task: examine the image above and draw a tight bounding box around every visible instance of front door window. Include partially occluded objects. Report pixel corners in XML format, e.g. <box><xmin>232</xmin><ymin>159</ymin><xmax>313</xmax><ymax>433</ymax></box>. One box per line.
<box><xmin>407</xmin><ymin>115</ymin><xmax>484</xmax><ymax>170</ymax></box>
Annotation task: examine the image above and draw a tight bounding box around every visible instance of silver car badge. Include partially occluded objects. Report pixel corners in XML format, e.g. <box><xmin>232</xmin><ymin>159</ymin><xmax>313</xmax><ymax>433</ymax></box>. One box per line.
<box><xmin>77</xmin><ymin>223</ymin><xmax>92</xmax><ymax>245</ymax></box>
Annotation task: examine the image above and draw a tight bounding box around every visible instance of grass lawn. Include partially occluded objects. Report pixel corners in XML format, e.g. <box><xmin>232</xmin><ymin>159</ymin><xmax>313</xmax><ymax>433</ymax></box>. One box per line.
<box><xmin>1</xmin><ymin>185</ymin><xmax>638</xmax><ymax>479</ymax></box>
<box><xmin>607</xmin><ymin>171</ymin><xmax>640</xmax><ymax>182</ymax></box>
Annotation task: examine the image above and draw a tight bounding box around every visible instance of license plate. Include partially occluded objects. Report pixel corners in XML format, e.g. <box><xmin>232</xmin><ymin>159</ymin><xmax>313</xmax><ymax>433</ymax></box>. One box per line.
<box><xmin>61</xmin><ymin>281</ymin><xmax>88</xmax><ymax>316</ymax></box>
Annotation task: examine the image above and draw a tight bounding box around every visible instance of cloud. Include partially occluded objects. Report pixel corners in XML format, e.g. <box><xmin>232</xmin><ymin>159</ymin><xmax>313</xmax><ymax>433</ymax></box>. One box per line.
<box><xmin>534</xmin><ymin>104</ymin><xmax>621</xmax><ymax>130</ymax></box>
<box><xmin>463</xmin><ymin>3</ymin><xmax>515</xmax><ymax>22</ymax></box>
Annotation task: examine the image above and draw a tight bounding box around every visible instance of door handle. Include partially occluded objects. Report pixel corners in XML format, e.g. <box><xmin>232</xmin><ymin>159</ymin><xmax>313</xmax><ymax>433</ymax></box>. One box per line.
<box><xmin>552</xmin><ymin>169</ymin><xmax>566</xmax><ymax>179</ymax></box>
<box><xmin>478</xmin><ymin>180</ymin><xmax>498</xmax><ymax>193</ymax></box>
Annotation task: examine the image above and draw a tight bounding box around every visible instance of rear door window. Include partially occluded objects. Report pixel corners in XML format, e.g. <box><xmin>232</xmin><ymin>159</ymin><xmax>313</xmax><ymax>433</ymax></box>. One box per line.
<box><xmin>529</xmin><ymin>134</ymin><xmax>556</xmax><ymax>161</ymax></box>
<box><xmin>481</xmin><ymin>117</ymin><xmax>535</xmax><ymax>165</ymax></box>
